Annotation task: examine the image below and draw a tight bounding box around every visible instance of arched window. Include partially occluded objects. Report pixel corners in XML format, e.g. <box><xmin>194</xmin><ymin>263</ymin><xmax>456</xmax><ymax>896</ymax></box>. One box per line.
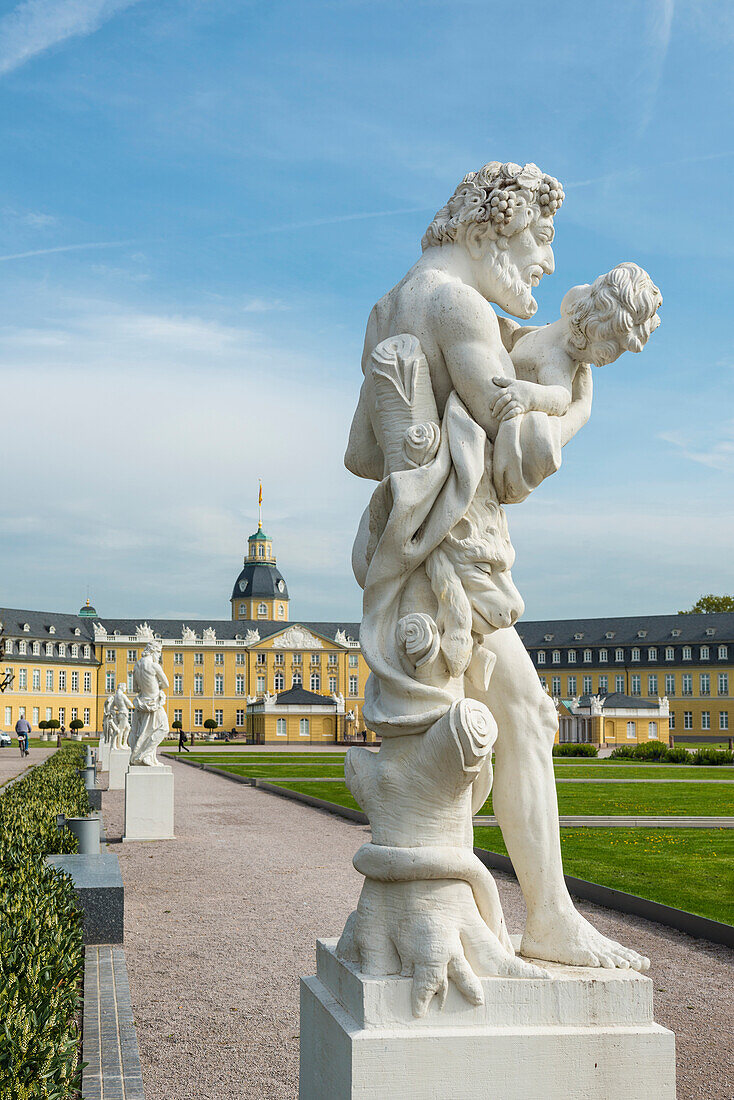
<box><xmin>310</xmin><ymin>673</ymin><xmax>320</xmax><ymax>692</ymax></box>
<box><xmin>292</xmin><ymin>672</ymin><xmax>302</xmax><ymax>686</ymax></box>
<box><xmin>239</xmin><ymin>603</ymin><xmax>246</xmax><ymax>616</ymax></box>
<box><xmin>299</xmin><ymin>718</ymin><xmax>309</xmax><ymax>737</ymax></box>
<box><xmin>258</xmin><ymin>602</ymin><xmax>267</xmax><ymax>617</ymax></box>
<box><xmin>258</xmin><ymin>544</ymin><xmax>265</xmax><ymax>558</ymax></box>
<box><xmin>278</xmin><ymin>604</ymin><xmax>285</xmax><ymax>618</ymax></box>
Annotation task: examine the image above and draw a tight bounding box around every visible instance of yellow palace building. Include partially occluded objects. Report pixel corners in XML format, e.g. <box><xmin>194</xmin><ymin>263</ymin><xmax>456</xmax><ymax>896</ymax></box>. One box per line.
<box><xmin>0</xmin><ymin>508</ymin><xmax>732</xmax><ymax>746</ymax></box>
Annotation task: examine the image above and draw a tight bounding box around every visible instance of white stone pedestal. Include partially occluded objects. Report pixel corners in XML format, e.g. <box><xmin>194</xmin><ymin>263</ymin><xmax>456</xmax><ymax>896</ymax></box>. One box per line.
<box><xmin>299</xmin><ymin>939</ymin><xmax>675</xmax><ymax>1100</ymax></box>
<box><xmin>98</xmin><ymin>738</ymin><xmax>111</xmax><ymax>772</ymax></box>
<box><xmin>123</xmin><ymin>765</ymin><xmax>174</xmax><ymax>842</ymax></box>
<box><xmin>108</xmin><ymin>747</ymin><xmax>131</xmax><ymax>790</ymax></box>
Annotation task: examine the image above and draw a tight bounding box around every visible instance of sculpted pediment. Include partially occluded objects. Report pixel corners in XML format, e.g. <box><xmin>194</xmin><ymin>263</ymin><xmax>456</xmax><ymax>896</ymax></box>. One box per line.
<box><xmin>272</xmin><ymin>624</ymin><xmax>323</xmax><ymax>650</ymax></box>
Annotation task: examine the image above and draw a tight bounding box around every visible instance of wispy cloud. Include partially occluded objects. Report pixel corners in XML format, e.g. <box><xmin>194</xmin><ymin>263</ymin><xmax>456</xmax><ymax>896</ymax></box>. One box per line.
<box><xmin>0</xmin><ymin>0</ymin><xmax>143</xmax><ymax>76</ymax></box>
<box><xmin>0</xmin><ymin>239</ymin><xmax>138</xmax><ymax>262</ymax></box>
<box><xmin>220</xmin><ymin>207</ymin><xmax>432</xmax><ymax>240</ymax></box>
<box><xmin>659</xmin><ymin>422</ymin><xmax>734</xmax><ymax>472</ymax></box>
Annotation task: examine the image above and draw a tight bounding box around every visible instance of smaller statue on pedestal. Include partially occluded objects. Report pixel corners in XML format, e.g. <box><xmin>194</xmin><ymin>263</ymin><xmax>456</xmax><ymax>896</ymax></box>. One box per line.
<box><xmin>109</xmin><ymin>683</ymin><xmax>134</xmax><ymax>750</ymax></box>
<box><xmin>129</xmin><ymin>639</ymin><xmax>170</xmax><ymax>766</ymax></box>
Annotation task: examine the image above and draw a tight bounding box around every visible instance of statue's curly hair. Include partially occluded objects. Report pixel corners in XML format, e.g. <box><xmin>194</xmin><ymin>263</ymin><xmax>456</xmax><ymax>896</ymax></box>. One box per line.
<box><xmin>422</xmin><ymin>161</ymin><xmax>564</xmax><ymax>251</ymax></box>
<box><xmin>565</xmin><ymin>262</ymin><xmax>662</xmax><ymax>367</ymax></box>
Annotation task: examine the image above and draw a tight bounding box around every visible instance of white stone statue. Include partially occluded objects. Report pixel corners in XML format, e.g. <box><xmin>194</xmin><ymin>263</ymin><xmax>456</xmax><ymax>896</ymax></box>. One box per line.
<box><xmin>203</xmin><ymin>626</ymin><xmax>216</xmax><ymax>642</ymax></box>
<box><xmin>340</xmin><ymin>161</ymin><xmax>661</xmax><ymax>1016</ymax></box>
<box><xmin>331</xmin><ymin>691</ymin><xmax>345</xmax><ymax>712</ymax></box>
<box><xmin>181</xmin><ymin>625</ymin><xmax>196</xmax><ymax>643</ymax></box>
<box><xmin>129</xmin><ymin>639</ymin><xmax>170</xmax><ymax>766</ymax></box>
<box><xmin>243</xmin><ymin>628</ymin><xmax>260</xmax><ymax>645</ymax></box>
<box><xmin>109</xmin><ymin>683</ymin><xmax>134</xmax><ymax>750</ymax></box>
<box><xmin>101</xmin><ymin>693</ymin><xmax>114</xmax><ymax>743</ymax></box>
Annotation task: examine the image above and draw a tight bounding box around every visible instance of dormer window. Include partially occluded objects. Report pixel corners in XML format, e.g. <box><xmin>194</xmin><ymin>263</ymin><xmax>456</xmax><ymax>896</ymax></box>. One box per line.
<box><xmin>671</xmin><ymin>629</ymin><xmax>681</xmax><ymax>638</ymax></box>
<box><xmin>49</xmin><ymin>626</ymin><xmax>56</xmax><ymax>635</ymax></box>
<box><xmin>583</xmin><ymin>649</ymin><xmax>592</xmax><ymax>663</ymax></box>
<box><xmin>631</xmin><ymin>648</ymin><xmax>640</xmax><ymax>661</ymax></box>
<box><xmin>4</xmin><ymin>640</ymin><xmax>12</xmax><ymax>654</ymax></box>
<box><xmin>71</xmin><ymin>644</ymin><xmax>79</xmax><ymax>658</ymax></box>
<box><xmin>647</xmin><ymin>647</ymin><xmax>657</xmax><ymax>661</ymax></box>
<box><xmin>544</xmin><ymin>634</ymin><xmax>553</xmax><ymax>642</ymax></box>
<box><xmin>74</xmin><ymin>627</ymin><xmax>81</xmax><ymax>636</ymax></box>
<box><xmin>22</xmin><ymin>623</ymin><xmax>30</xmax><ymax>632</ymax></box>
<box><xmin>18</xmin><ymin>641</ymin><xmax>27</xmax><ymax>655</ymax></box>
<box><xmin>537</xmin><ymin>651</ymin><xmax>546</xmax><ymax>664</ymax></box>
<box><xmin>599</xmin><ymin>648</ymin><xmax>608</xmax><ymax>662</ymax></box>
<box><xmin>682</xmin><ymin>646</ymin><xmax>692</xmax><ymax>660</ymax></box>
<box><xmin>58</xmin><ymin>643</ymin><xmax>66</xmax><ymax>657</ymax></box>
<box><xmin>605</xmin><ymin>632</ymin><xmax>614</xmax><ymax>640</ymax></box>
<box><xmin>32</xmin><ymin>642</ymin><xmax>40</xmax><ymax>655</ymax></box>
<box><xmin>615</xmin><ymin>648</ymin><xmax>624</xmax><ymax>662</ymax></box>
<box><xmin>705</xmin><ymin>627</ymin><xmax>716</xmax><ymax>636</ymax></box>
<box><xmin>637</xmin><ymin>630</ymin><xmax>647</xmax><ymax>639</ymax></box>
<box><xmin>573</xmin><ymin>633</ymin><xmax>583</xmax><ymax>641</ymax></box>
<box><xmin>700</xmin><ymin>646</ymin><xmax>710</xmax><ymax>660</ymax></box>
<box><xmin>45</xmin><ymin>643</ymin><xmax>53</xmax><ymax>656</ymax></box>
<box><xmin>567</xmin><ymin>650</ymin><xmax>576</xmax><ymax>663</ymax></box>
<box><xmin>552</xmin><ymin>650</ymin><xmax>560</xmax><ymax>664</ymax></box>
<box><xmin>83</xmin><ymin>645</ymin><xmax>90</xmax><ymax>658</ymax></box>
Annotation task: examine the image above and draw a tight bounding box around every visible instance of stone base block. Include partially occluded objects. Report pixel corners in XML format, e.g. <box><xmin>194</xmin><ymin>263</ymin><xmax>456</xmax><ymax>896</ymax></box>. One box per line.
<box><xmin>98</xmin><ymin>738</ymin><xmax>111</xmax><ymax>772</ymax></box>
<box><xmin>87</xmin><ymin>788</ymin><xmax>102</xmax><ymax>811</ymax></box>
<box><xmin>299</xmin><ymin>939</ymin><xmax>675</xmax><ymax>1100</ymax></box>
<box><xmin>45</xmin><ymin>853</ymin><xmax>124</xmax><ymax>944</ymax></box>
<box><xmin>108</xmin><ymin>748</ymin><xmax>131</xmax><ymax>790</ymax></box>
<box><xmin>123</xmin><ymin>765</ymin><xmax>174</xmax><ymax>841</ymax></box>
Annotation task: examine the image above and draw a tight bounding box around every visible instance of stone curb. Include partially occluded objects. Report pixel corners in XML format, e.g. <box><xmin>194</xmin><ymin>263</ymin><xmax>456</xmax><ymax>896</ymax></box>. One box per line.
<box><xmin>82</xmin><ymin>945</ymin><xmax>145</xmax><ymax>1100</ymax></box>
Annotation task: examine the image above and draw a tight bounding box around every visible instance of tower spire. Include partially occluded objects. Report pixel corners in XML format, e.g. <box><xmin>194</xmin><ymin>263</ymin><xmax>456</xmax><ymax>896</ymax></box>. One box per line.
<box><xmin>258</xmin><ymin>479</ymin><xmax>263</xmax><ymax>530</ymax></box>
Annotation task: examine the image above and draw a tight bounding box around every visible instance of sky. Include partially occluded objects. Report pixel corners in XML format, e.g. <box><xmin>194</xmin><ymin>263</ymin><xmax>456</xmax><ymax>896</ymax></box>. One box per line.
<box><xmin>0</xmin><ymin>0</ymin><xmax>732</xmax><ymax>624</ymax></box>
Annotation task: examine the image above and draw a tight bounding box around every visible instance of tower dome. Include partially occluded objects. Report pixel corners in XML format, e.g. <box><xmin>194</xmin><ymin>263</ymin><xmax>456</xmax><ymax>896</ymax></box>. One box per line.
<box><xmin>78</xmin><ymin>597</ymin><xmax>98</xmax><ymax>618</ymax></box>
<box><xmin>231</xmin><ymin>488</ymin><xmax>289</xmax><ymax>622</ymax></box>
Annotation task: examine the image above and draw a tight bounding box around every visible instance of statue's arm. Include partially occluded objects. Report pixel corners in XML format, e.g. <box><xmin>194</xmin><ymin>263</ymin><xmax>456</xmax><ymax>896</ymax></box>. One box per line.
<box><xmin>433</xmin><ymin>285</ymin><xmax>514</xmax><ymax>439</ymax></box>
<box><xmin>344</xmin><ymin>308</ymin><xmax>385</xmax><ymax>481</ymax></box>
<box><xmin>558</xmin><ymin>364</ymin><xmax>593</xmax><ymax>446</ymax></box>
<box><xmin>156</xmin><ymin>665</ymin><xmax>170</xmax><ymax>690</ymax></box>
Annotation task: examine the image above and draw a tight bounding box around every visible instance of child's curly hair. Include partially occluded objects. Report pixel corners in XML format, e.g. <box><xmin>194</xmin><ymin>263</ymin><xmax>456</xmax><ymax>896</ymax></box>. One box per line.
<box><xmin>564</xmin><ymin>262</ymin><xmax>662</xmax><ymax>367</ymax></box>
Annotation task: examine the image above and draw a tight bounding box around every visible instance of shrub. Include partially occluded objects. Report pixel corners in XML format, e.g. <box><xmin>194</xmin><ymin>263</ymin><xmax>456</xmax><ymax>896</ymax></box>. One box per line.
<box><xmin>690</xmin><ymin>747</ymin><xmax>734</xmax><ymax>766</ymax></box>
<box><xmin>664</xmin><ymin>746</ymin><xmax>691</xmax><ymax>763</ymax></box>
<box><xmin>552</xmin><ymin>743</ymin><xmax>598</xmax><ymax>757</ymax></box>
<box><xmin>0</xmin><ymin>744</ymin><xmax>88</xmax><ymax>1098</ymax></box>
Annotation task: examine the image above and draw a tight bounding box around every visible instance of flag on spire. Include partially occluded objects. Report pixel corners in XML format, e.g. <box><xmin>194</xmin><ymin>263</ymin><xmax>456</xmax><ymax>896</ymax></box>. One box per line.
<box><xmin>258</xmin><ymin>480</ymin><xmax>263</xmax><ymax>528</ymax></box>
<box><xmin>258</xmin><ymin>481</ymin><xmax>263</xmax><ymax>507</ymax></box>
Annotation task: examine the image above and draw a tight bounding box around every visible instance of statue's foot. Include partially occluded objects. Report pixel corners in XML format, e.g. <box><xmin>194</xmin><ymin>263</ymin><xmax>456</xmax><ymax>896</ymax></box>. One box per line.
<box><xmin>521</xmin><ymin>909</ymin><xmax>650</xmax><ymax>972</ymax></box>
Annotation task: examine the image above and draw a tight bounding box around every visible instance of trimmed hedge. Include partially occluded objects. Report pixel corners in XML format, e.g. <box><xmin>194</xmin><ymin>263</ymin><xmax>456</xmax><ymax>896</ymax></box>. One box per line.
<box><xmin>552</xmin><ymin>743</ymin><xmax>598</xmax><ymax>757</ymax></box>
<box><xmin>610</xmin><ymin>741</ymin><xmax>734</xmax><ymax>765</ymax></box>
<box><xmin>0</xmin><ymin>744</ymin><xmax>89</xmax><ymax>1098</ymax></box>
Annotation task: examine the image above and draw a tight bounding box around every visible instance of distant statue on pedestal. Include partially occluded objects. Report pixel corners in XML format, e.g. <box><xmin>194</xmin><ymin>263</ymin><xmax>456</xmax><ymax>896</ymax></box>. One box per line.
<box><xmin>109</xmin><ymin>683</ymin><xmax>134</xmax><ymax>750</ymax></box>
<box><xmin>129</xmin><ymin>639</ymin><xmax>170</xmax><ymax>766</ymax></box>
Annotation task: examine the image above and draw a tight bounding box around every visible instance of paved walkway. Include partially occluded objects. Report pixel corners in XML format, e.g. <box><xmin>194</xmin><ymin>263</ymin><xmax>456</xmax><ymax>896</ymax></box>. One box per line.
<box><xmin>104</xmin><ymin>760</ymin><xmax>733</xmax><ymax>1100</ymax></box>
<box><xmin>0</xmin><ymin>745</ymin><xmax>55</xmax><ymax>790</ymax></box>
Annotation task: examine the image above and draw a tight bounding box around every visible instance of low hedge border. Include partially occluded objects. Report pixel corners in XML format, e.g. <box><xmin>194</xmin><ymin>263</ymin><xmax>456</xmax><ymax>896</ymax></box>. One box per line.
<box><xmin>611</xmin><ymin>740</ymin><xmax>734</xmax><ymax>765</ymax></box>
<box><xmin>0</xmin><ymin>743</ymin><xmax>89</xmax><ymax>1099</ymax></box>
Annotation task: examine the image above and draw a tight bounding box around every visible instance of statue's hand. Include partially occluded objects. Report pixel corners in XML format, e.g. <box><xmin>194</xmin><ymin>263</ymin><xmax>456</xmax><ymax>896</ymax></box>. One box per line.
<box><xmin>337</xmin><ymin>879</ymin><xmax>547</xmax><ymax>1018</ymax></box>
<box><xmin>490</xmin><ymin>377</ymin><xmax>534</xmax><ymax>421</ymax></box>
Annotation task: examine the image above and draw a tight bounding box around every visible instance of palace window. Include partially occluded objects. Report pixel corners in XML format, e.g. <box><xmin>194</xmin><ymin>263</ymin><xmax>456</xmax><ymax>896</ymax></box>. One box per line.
<box><xmin>719</xmin><ymin>673</ymin><xmax>729</xmax><ymax>696</ymax></box>
<box><xmin>46</xmin><ymin>670</ymin><xmax>53</xmax><ymax>691</ymax></box>
<box><xmin>684</xmin><ymin>711</ymin><xmax>693</xmax><ymax>730</ymax></box>
<box><xmin>214</xmin><ymin>653</ymin><xmax>223</xmax><ymax>666</ymax></box>
<box><xmin>274</xmin><ymin>653</ymin><xmax>284</xmax><ymax>666</ymax></box>
<box><xmin>630</xmin><ymin>675</ymin><xmax>641</xmax><ymax>695</ymax></box>
<box><xmin>32</xmin><ymin>642</ymin><xmax>40</xmax><ymax>656</ymax></box>
<box><xmin>278</xmin><ymin>605</ymin><xmax>285</xmax><ymax>618</ymax></box>
<box><xmin>32</xmin><ymin>669</ymin><xmax>41</xmax><ymax>691</ymax></box>
<box><xmin>174</xmin><ymin>709</ymin><xmax>183</xmax><ymax>724</ymax></box>
<box><xmin>293</xmin><ymin>654</ymin><xmax>302</xmax><ymax>666</ymax></box>
<box><xmin>277</xmin><ymin>718</ymin><xmax>287</xmax><ymax>737</ymax></box>
<box><xmin>194</xmin><ymin>673</ymin><xmax>203</xmax><ymax>695</ymax></box>
<box><xmin>598</xmin><ymin>675</ymin><xmax>608</xmax><ymax>693</ymax></box>
<box><xmin>648</xmin><ymin>674</ymin><xmax>658</xmax><ymax>696</ymax></box>
<box><xmin>615</xmin><ymin>648</ymin><xmax>624</xmax><ymax>662</ymax></box>
<box><xmin>701</xmin><ymin>646</ymin><xmax>710</xmax><ymax>660</ymax></box>
<box><xmin>194</xmin><ymin>710</ymin><xmax>203</xmax><ymax>727</ymax></box>
<box><xmin>349</xmin><ymin>654</ymin><xmax>358</xmax><ymax>668</ymax></box>
<box><xmin>682</xmin><ymin>674</ymin><xmax>692</xmax><ymax>695</ymax></box>
<box><xmin>18</xmin><ymin>641</ymin><xmax>27</xmax><ymax>655</ymax></box>
<box><xmin>45</xmin><ymin>707</ymin><xmax>51</xmax><ymax>721</ymax></box>
<box><xmin>258</xmin><ymin>545</ymin><xmax>265</xmax><ymax>558</ymax></box>
<box><xmin>70</xmin><ymin>671</ymin><xmax>78</xmax><ymax>692</ymax></box>
<box><xmin>310</xmin><ymin>673</ymin><xmax>321</xmax><ymax>692</ymax></box>
<box><xmin>214</xmin><ymin>675</ymin><xmax>224</xmax><ymax>695</ymax></box>
<box><xmin>665</xmin><ymin>647</ymin><xmax>675</xmax><ymax>660</ymax></box>
<box><xmin>58</xmin><ymin>671</ymin><xmax>66</xmax><ymax>691</ymax></box>
<box><xmin>299</xmin><ymin>718</ymin><xmax>309</xmax><ymax>737</ymax></box>
<box><xmin>194</xmin><ymin>653</ymin><xmax>203</xmax><ymax>665</ymax></box>
<box><xmin>258</xmin><ymin>603</ymin><xmax>268</xmax><ymax>617</ymax></box>
<box><xmin>236</xmin><ymin>709</ymin><xmax>245</xmax><ymax>726</ymax></box>
<box><xmin>105</xmin><ymin>672</ymin><xmax>114</xmax><ymax>693</ymax></box>
<box><xmin>106</xmin><ymin>649</ymin><xmax>115</xmax><ymax>662</ymax></box>
<box><xmin>583</xmin><ymin>649</ymin><xmax>592</xmax><ymax>663</ymax></box>
<box><xmin>71</xmin><ymin>644</ymin><xmax>79</xmax><ymax>658</ymax></box>
<box><xmin>70</xmin><ymin>708</ymin><xmax>77</xmax><ymax>722</ymax></box>
<box><xmin>173</xmin><ymin>675</ymin><xmax>183</xmax><ymax>694</ymax></box>
<box><xmin>239</xmin><ymin>603</ymin><xmax>246</xmax><ymax>616</ymax></box>
<box><xmin>669</xmin><ymin>711</ymin><xmax>675</xmax><ymax>729</ymax></box>
<box><xmin>274</xmin><ymin>672</ymin><xmax>284</xmax><ymax>690</ymax></box>
<box><xmin>682</xmin><ymin>646</ymin><xmax>692</xmax><ymax>661</ymax></box>
<box><xmin>174</xmin><ymin>652</ymin><xmax>183</xmax><ymax>665</ymax></box>
<box><xmin>127</xmin><ymin>672</ymin><xmax>134</xmax><ymax>692</ymax></box>
<box><xmin>567</xmin><ymin>650</ymin><xmax>576</xmax><ymax>664</ymax></box>
<box><xmin>215</xmin><ymin>709</ymin><xmax>223</xmax><ymax>726</ymax></box>
<box><xmin>583</xmin><ymin>675</ymin><xmax>592</xmax><ymax>694</ymax></box>
<box><xmin>256</xmin><ymin>653</ymin><xmax>266</xmax><ymax>666</ymax></box>
<box><xmin>292</xmin><ymin>672</ymin><xmax>302</xmax><ymax>686</ymax></box>
<box><xmin>718</xmin><ymin>645</ymin><xmax>728</xmax><ymax>660</ymax></box>
<box><xmin>537</xmin><ymin>651</ymin><xmax>546</xmax><ymax>665</ymax></box>
<box><xmin>648</xmin><ymin>721</ymin><xmax>658</xmax><ymax>739</ymax></box>
<box><xmin>83</xmin><ymin>645</ymin><xmax>90</xmax><ymax>658</ymax></box>
<box><xmin>329</xmin><ymin>676</ymin><xmax>337</xmax><ymax>693</ymax></box>
<box><xmin>631</xmin><ymin>648</ymin><xmax>640</xmax><ymax>662</ymax></box>
<box><xmin>328</xmin><ymin>653</ymin><xmax>338</xmax><ymax>666</ymax></box>
<box><xmin>599</xmin><ymin>649</ymin><xmax>608</xmax><ymax>663</ymax></box>
<box><xmin>647</xmin><ymin>647</ymin><xmax>657</xmax><ymax>661</ymax></box>
<box><xmin>665</xmin><ymin>674</ymin><xmax>675</xmax><ymax>696</ymax></box>
<box><xmin>57</xmin><ymin>707</ymin><xmax>65</xmax><ymax>724</ymax></box>
<box><xmin>567</xmin><ymin>675</ymin><xmax>577</xmax><ymax>695</ymax></box>
<box><xmin>257</xmin><ymin>676</ymin><xmax>265</xmax><ymax>693</ymax></box>
<box><xmin>700</xmin><ymin>674</ymin><xmax>710</xmax><ymax>696</ymax></box>
<box><xmin>127</xmin><ymin>649</ymin><xmax>137</xmax><ymax>663</ymax></box>
<box><xmin>626</xmin><ymin>721</ymin><xmax>636</xmax><ymax>739</ymax></box>
<box><xmin>615</xmin><ymin>675</ymin><xmax>625</xmax><ymax>693</ymax></box>
<box><xmin>310</xmin><ymin>653</ymin><xmax>320</xmax><ymax>665</ymax></box>
<box><xmin>701</xmin><ymin>711</ymin><xmax>711</xmax><ymax>730</ymax></box>
<box><xmin>552</xmin><ymin>676</ymin><xmax>561</xmax><ymax>696</ymax></box>
<box><xmin>349</xmin><ymin>676</ymin><xmax>358</xmax><ymax>696</ymax></box>
<box><xmin>84</xmin><ymin>672</ymin><xmax>91</xmax><ymax>692</ymax></box>
<box><xmin>4</xmin><ymin>640</ymin><xmax>11</xmax><ymax>654</ymax></box>
<box><xmin>235</xmin><ymin>674</ymin><xmax>246</xmax><ymax>694</ymax></box>
<box><xmin>45</xmin><ymin>643</ymin><xmax>53</xmax><ymax>657</ymax></box>
<box><xmin>552</xmin><ymin>650</ymin><xmax>560</xmax><ymax>664</ymax></box>
<box><xmin>236</xmin><ymin>653</ymin><xmax>245</xmax><ymax>665</ymax></box>
<box><xmin>720</xmin><ymin>711</ymin><xmax>729</xmax><ymax>731</ymax></box>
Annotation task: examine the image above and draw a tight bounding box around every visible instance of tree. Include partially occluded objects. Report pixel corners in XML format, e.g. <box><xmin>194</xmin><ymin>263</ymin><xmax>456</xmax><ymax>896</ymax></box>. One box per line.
<box><xmin>38</xmin><ymin>720</ymin><xmax>48</xmax><ymax>732</ymax></box>
<box><xmin>172</xmin><ymin>720</ymin><xmax>183</xmax><ymax>730</ymax></box>
<box><xmin>679</xmin><ymin>594</ymin><xmax>734</xmax><ymax>614</ymax></box>
<box><xmin>47</xmin><ymin>719</ymin><xmax>60</xmax><ymax>731</ymax></box>
<box><xmin>69</xmin><ymin>719</ymin><xmax>84</xmax><ymax>735</ymax></box>
<box><xmin>204</xmin><ymin>718</ymin><xmax>218</xmax><ymax>734</ymax></box>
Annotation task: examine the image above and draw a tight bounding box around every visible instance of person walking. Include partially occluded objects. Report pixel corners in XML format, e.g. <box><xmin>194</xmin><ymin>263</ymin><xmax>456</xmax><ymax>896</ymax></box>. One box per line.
<box><xmin>177</xmin><ymin>729</ymin><xmax>190</xmax><ymax>753</ymax></box>
<box><xmin>15</xmin><ymin>716</ymin><xmax>31</xmax><ymax>757</ymax></box>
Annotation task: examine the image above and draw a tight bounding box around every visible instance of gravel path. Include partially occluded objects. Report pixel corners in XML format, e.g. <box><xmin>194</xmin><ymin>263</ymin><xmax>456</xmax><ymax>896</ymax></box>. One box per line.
<box><xmin>0</xmin><ymin>745</ymin><xmax>55</xmax><ymax>789</ymax></box>
<box><xmin>104</xmin><ymin>760</ymin><xmax>733</xmax><ymax>1100</ymax></box>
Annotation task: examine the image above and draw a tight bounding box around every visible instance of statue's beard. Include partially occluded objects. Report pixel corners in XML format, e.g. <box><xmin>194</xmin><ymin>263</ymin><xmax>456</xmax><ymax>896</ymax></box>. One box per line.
<box><xmin>489</xmin><ymin>247</ymin><xmax>538</xmax><ymax>319</ymax></box>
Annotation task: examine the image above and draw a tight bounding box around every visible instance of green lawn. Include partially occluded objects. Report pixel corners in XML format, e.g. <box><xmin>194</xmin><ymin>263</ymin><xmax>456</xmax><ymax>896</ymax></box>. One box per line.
<box><xmin>552</xmin><ymin>764</ymin><xmax>733</xmax><ymax>780</ymax></box>
<box><xmin>198</xmin><ymin>762</ymin><xmax>348</xmax><ymax>779</ymax></box>
<box><xmin>474</xmin><ymin>826</ymin><xmax>734</xmax><ymax>925</ymax></box>
<box><xmin>478</xmin><ymin>782</ymin><xmax>734</xmax><ymax>817</ymax></box>
<box><xmin>253</xmin><ymin>777</ymin><xmax>363</xmax><ymax>812</ymax></box>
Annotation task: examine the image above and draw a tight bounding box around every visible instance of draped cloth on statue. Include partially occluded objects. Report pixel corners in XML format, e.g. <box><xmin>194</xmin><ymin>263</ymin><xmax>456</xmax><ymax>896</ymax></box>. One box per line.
<box><xmin>358</xmin><ymin>391</ymin><xmax>487</xmax><ymax>738</ymax></box>
<box><xmin>130</xmin><ymin>692</ymin><xmax>168</xmax><ymax>766</ymax></box>
<box><xmin>492</xmin><ymin>410</ymin><xmax>562</xmax><ymax>505</ymax></box>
